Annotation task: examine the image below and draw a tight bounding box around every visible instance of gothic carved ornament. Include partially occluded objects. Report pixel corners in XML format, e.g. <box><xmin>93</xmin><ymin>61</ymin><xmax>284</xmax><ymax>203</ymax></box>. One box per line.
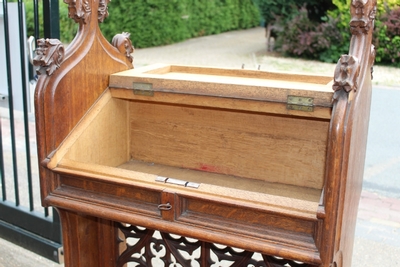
<box><xmin>332</xmin><ymin>55</ymin><xmax>360</xmax><ymax>93</ymax></box>
<box><xmin>33</xmin><ymin>38</ymin><xmax>65</xmax><ymax>76</ymax></box>
<box><xmin>350</xmin><ymin>0</ymin><xmax>377</xmax><ymax>35</ymax></box>
<box><xmin>112</xmin><ymin>32</ymin><xmax>134</xmax><ymax>63</ymax></box>
<box><xmin>98</xmin><ymin>0</ymin><xmax>110</xmax><ymax>23</ymax></box>
<box><xmin>63</xmin><ymin>0</ymin><xmax>92</xmax><ymax>24</ymax></box>
<box><xmin>63</xmin><ymin>0</ymin><xmax>111</xmax><ymax>24</ymax></box>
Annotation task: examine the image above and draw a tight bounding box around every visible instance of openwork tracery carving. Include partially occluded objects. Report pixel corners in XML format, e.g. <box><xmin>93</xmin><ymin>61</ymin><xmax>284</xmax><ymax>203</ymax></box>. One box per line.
<box><xmin>333</xmin><ymin>55</ymin><xmax>360</xmax><ymax>93</ymax></box>
<box><xmin>117</xmin><ymin>224</ymin><xmax>317</xmax><ymax>267</ymax></box>
<box><xmin>33</xmin><ymin>38</ymin><xmax>65</xmax><ymax>76</ymax></box>
<box><xmin>350</xmin><ymin>0</ymin><xmax>377</xmax><ymax>35</ymax></box>
<box><xmin>112</xmin><ymin>32</ymin><xmax>134</xmax><ymax>63</ymax></box>
<box><xmin>64</xmin><ymin>0</ymin><xmax>92</xmax><ymax>24</ymax></box>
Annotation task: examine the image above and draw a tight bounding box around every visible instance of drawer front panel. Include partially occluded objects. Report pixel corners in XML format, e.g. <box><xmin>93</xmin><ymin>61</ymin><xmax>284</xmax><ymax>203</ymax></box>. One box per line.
<box><xmin>58</xmin><ymin>175</ymin><xmax>162</xmax><ymax>216</ymax></box>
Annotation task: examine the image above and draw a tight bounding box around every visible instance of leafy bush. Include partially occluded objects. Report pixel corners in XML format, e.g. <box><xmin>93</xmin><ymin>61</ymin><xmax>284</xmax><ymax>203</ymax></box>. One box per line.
<box><xmin>374</xmin><ymin>7</ymin><xmax>400</xmax><ymax>67</ymax></box>
<box><xmin>270</xmin><ymin>0</ymin><xmax>400</xmax><ymax>66</ymax></box>
<box><xmin>100</xmin><ymin>0</ymin><xmax>260</xmax><ymax>48</ymax></box>
<box><xmin>327</xmin><ymin>0</ymin><xmax>400</xmax><ymax>66</ymax></box>
<box><xmin>273</xmin><ymin>7</ymin><xmax>344</xmax><ymax>62</ymax></box>
<box><xmin>253</xmin><ymin>0</ymin><xmax>334</xmax><ymax>26</ymax></box>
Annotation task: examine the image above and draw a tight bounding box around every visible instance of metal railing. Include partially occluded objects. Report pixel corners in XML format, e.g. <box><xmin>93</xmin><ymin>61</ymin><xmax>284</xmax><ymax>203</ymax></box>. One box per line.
<box><xmin>0</xmin><ymin>0</ymin><xmax>62</xmax><ymax>263</ymax></box>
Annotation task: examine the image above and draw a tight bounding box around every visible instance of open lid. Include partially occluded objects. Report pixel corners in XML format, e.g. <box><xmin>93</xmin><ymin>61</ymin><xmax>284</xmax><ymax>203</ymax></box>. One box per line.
<box><xmin>109</xmin><ymin>63</ymin><xmax>334</xmax><ymax>107</ymax></box>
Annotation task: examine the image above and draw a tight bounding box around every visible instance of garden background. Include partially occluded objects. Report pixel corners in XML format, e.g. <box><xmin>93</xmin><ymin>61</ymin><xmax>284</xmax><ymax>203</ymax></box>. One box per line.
<box><xmin>21</xmin><ymin>0</ymin><xmax>400</xmax><ymax>67</ymax></box>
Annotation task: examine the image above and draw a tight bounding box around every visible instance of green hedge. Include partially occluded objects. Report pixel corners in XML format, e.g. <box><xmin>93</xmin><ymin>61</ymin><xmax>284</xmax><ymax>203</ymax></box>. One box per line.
<box><xmin>21</xmin><ymin>0</ymin><xmax>259</xmax><ymax>47</ymax></box>
<box><xmin>100</xmin><ymin>0</ymin><xmax>260</xmax><ymax>48</ymax></box>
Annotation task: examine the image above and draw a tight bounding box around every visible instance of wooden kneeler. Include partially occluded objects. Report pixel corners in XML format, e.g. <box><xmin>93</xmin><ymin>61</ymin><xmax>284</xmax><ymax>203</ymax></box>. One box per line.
<box><xmin>34</xmin><ymin>1</ymin><xmax>377</xmax><ymax>266</ymax></box>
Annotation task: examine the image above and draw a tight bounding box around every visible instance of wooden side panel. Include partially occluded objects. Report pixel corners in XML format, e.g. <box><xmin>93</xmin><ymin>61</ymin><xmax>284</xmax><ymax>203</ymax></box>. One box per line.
<box><xmin>129</xmin><ymin>101</ymin><xmax>329</xmax><ymax>189</ymax></box>
<box><xmin>64</xmin><ymin>96</ymin><xmax>129</xmax><ymax>167</ymax></box>
<box><xmin>34</xmin><ymin>0</ymin><xmax>133</xmax><ymax>202</ymax></box>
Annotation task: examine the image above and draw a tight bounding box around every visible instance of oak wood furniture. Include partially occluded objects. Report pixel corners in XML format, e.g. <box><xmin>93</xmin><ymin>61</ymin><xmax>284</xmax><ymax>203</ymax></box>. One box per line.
<box><xmin>34</xmin><ymin>1</ymin><xmax>377</xmax><ymax>266</ymax></box>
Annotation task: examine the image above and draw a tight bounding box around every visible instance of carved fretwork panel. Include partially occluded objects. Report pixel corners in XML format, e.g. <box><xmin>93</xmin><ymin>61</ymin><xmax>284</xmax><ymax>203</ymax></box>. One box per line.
<box><xmin>117</xmin><ymin>224</ymin><xmax>317</xmax><ymax>267</ymax></box>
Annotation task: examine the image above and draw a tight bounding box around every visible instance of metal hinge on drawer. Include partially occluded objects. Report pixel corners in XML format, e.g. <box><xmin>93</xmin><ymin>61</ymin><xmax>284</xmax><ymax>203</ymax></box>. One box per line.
<box><xmin>133</xmin><ymin>82</ymin><xmax>154</xmax><ymax>96</ymax></box>
<box><xmin>287</xmin><ymin>95</ymin><xmax>314</xmax><ymax>112</ymax></box>
<box><xmin>156</xmin><ymin>176</ymin><xmax>200</xmax><ymax>189</ymax></box>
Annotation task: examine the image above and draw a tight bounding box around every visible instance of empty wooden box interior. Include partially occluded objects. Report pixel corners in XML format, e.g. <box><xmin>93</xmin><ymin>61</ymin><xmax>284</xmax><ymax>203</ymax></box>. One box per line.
<box><xmin>47</xmin><ymin>63</ymin><xmax>334</xmax><ymax>263</ymax></box>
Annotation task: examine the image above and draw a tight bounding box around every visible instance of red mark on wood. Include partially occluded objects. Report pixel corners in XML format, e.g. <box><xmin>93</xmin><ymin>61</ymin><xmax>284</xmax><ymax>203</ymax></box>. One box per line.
<box><xmin>197</xmin><ymin>164</ymin><xmax>220</xmax><ymax>173</ymax></box>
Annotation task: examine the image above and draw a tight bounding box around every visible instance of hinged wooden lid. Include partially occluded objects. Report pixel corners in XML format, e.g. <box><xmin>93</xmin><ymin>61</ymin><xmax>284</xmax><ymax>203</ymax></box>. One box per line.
<box><xmin>109</xmin><ymin>63</ymin><xmax>334</xmax><ymax>107</ymax></box>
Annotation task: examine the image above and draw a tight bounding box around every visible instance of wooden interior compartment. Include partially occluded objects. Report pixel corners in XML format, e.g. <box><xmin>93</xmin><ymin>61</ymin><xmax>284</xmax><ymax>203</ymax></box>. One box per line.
<box><xmin>126</xmin><ymin>100</ymin><xmax>329</xmax><ymax>191</ymax></box>
<box><xmin>49</xmin><ymin>65</ymin><xmax>334</xmax><ymax>214</ymax></box>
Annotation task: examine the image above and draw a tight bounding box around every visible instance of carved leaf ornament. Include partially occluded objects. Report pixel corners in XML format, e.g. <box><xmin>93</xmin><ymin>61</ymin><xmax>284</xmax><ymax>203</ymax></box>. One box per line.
<box><xmin>98</xmin><ymin>0</ymin><xmax>110</xmax><ymax>23</ymax></box>
<box><xmin>63</xmin><ymin>0</ymin><xmax>92</xmax><ymax>24</ymax></box>
<box><xmin>112</xmin><ymin>32</ymin><xmax>135</xmax><ymax>63</ymax></box>
<box><xmin>33</xmin><ymin>38</ymin><xmax>65</xmax><ymax>76</ymax></box>
<box><xmin>350</xmin><ymin>0</ymin><xmax>377</xmax><ymax>35</ymax></box>
<box><xmin>333</xmin><ymin>55</ymin><xmax>360</xmax><ymax>93</ymax></box>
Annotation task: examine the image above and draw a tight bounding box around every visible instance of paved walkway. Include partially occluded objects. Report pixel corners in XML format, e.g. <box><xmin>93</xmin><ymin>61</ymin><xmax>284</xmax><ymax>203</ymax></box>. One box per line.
<box><xmin>1</xmin><ymin>26</ymin><xmax>399</xmax><ymax>267</ymax></box>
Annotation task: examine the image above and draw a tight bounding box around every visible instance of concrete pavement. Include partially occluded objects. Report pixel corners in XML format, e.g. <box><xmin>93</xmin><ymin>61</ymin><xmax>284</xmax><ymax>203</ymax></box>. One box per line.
<box><xmin>1</xmin><ymin>26</ymin><xmax>400</xmax><ymax>266</ymax></box>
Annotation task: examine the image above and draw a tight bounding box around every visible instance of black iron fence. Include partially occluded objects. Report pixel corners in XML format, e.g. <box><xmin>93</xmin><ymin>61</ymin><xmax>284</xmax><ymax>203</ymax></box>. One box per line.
<box><xmin>0</xmin><ymin>0</ymin><xmax>62</xmax><ymax>263</ymax></box>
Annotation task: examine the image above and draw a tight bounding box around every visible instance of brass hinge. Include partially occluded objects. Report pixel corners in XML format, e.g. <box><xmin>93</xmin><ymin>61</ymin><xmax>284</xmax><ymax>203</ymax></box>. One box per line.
<box><xmin>156</xmin><ymin>176</ymin><xmax>200</xmax><ymax>189</ymax></box>
<box><xmin>133</xmin><ymin>82</ymin><xmax>153</xmax><ymax>96</ymax></box>
<box><xmin>287</xmin><ymin>95</ymin><xmax>314</xmax><ymax>112</ymax></box>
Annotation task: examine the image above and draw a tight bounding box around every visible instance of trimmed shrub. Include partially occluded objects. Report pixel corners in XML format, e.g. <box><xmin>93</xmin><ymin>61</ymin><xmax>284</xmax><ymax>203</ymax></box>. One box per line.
<box><xmin>20</xmin><ymin>0</ymin><xmax>259</xmax><ymax>47</ymax></box>
<box><xmin>100</xmin><ymin>0</ymin><xmax>260</xmax><ymax>48</ymax></box>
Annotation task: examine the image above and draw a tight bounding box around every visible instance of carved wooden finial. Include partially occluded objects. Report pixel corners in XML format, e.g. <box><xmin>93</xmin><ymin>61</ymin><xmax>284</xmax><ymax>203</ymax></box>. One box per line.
<box><xmin>332</xmin><ymin>55</ymin><xmax>360</xmax><ymax>93</ymax></box>
<box><xmin>64</xmin><ymin>0</ymin><xmax>92</xmax><ymax>24</ymax></box>
<box><xmin>98</xmin><ymin>0</ymin><xmax>110</xmax><ymax>23</ymax></box>
<box><xmin>112</xmin><ymin>32</ymin><xmax>134</xmax><ymax>63</ymax></box>
<box><xmin>63</xmin><ymin>0</ymin><xmax>111</xmax><ymax>24</ymax></box>
<box><xmin>350</xmin><ymin>0</ymin><xmax>377</xmax><ymax>35</ymax></box>
<box><xmin>33</xmin><ymin>38</ymin><xmax>65</xmax><ymax>76</ymax></box>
